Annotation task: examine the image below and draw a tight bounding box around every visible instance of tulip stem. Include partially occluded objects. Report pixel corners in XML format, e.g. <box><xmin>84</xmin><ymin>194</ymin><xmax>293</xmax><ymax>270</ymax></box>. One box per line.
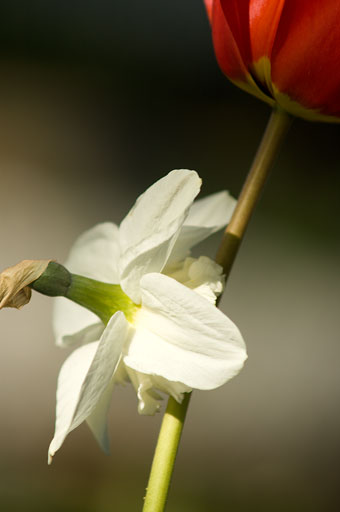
<box><xmin>216</xmin><ymin>107</ymin><xmax>292</xmax><ymax>276</ymax></box>
<box><xmin>142</xmin><ymin>107</ymin><xmax>292</xmax><ymax>512</ymax></box>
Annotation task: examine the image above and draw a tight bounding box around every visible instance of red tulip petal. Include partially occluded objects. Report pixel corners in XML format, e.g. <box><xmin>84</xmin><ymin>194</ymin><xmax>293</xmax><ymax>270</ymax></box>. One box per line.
<box><xmin>248</xmin><ymin>0</ymin><xmax>285</xmax><ymax>63</ymax></box>
<box><xmin>219</xmin><ymin>0</ymin><xmax>285</xmax><ymax>68</ymax></box>
<box><xmin>218</xmin><ymin>0</ymin><xmax>252</xmax><ymax>70</ymax></box>
<box><xmin>272</xmin><ymin>0</ymin><xmax>340</xmax><ymax>117</ymax></box>
<box><xmin>211</xmin><ymin>0</ymin><xmax>250</xmax><ymax>81</ymax></box>
<box><xmin>204</xmin><ymin>0</ymin><xmax>214</xmax><ymax>23</ymax></box>
<box><xmin>210</xmin><ymin>0</ymin><xmax>274</xmax><ymax>104</ymax></box>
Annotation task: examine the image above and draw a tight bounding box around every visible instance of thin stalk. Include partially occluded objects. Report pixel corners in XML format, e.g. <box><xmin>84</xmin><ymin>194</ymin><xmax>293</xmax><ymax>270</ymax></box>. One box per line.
<box><xmin>142</xmin><ymin>107</ymin><xmax>292</xmax><ymax>512</ymax></box>
<box><xmin>216</xmin><ymin>107</ymin><xmax>292</xmax><ymax>277</ymax></box>
<box><xmin>143</xmin><ymin>394</ymin><xmax>191</xmax><ymax>512</ymax></box>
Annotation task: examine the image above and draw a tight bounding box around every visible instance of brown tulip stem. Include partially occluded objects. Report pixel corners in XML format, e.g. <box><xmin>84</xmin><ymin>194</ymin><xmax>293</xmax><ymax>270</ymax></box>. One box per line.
<box><xmin>216</xmin><ymin>107</ymin><xmax>292</xmax><ymax>276</ymax></box>
<box><xmin>143</xmin><ymin>106</ymin><xmax>292</xmax><ymax>512</ymax></box>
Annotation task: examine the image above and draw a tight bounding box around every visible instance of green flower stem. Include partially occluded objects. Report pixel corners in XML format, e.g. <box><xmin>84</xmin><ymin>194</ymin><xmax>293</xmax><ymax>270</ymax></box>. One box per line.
<box><xmin>143</xmin><ymin>394</ymin><xmax>191</xmax><ymax>512</ymax></box>
<box><xmin>142</xmin><ymin>107</ymin><xmax>292</xmax><ymax>512</ymax></box>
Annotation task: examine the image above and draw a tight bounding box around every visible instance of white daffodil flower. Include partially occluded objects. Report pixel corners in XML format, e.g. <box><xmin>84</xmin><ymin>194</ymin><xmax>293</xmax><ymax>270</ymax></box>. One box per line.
<box><xmin>49</xmin><ymin>169</ymin><xmax>247</xmax><ymax>463</ymax></box>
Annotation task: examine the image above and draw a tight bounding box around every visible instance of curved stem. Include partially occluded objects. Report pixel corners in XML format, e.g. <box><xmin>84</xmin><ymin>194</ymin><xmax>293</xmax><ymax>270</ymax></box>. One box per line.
<box><xmin>142</xmin><ymin>107</ymin><xmax>292</xmax><ymax>512</ymax></box>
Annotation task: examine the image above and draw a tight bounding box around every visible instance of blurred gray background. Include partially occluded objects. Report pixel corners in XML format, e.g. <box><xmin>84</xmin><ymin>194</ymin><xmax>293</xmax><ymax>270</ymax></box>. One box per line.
<box><xmin>0</xmin><ymin>1</ymin><xmax>340</xmax><ymax>510</ymax></box>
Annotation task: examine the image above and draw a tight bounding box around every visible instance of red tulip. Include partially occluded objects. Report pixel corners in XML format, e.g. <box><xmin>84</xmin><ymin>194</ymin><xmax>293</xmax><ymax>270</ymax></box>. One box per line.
<box><xmin>204</xmin><ymin>0</ymin><xmax>340</xmax><ymax>122</ymax></box>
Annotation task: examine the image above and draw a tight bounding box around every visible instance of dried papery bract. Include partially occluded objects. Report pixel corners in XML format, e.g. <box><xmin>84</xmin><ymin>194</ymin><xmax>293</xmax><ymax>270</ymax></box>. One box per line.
<box><xmin>0</xmin><ymin>259</ymin><xmax>51</xmax><ymax>309</ymax></box>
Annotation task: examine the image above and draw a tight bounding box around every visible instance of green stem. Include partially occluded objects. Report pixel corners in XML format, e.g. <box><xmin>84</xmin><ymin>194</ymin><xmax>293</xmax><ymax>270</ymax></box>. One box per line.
<box><xmin>142</xmin><ymin>107</ymin><xmax>292</xmax><ymax>512</ymax></box>
<box><xmin>143</xmin><ymin>394</ymin><xmax>191</xmax><ymax>512</ymax></box>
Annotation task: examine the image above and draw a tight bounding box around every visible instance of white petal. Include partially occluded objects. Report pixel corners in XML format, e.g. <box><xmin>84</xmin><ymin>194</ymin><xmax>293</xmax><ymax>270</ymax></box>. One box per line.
<box><xmin>48</xmin><ymin>312</ymin><xmax>129</xmax><ymax>463</ymax></box>
<box><xmin>123</xmin><ymin>274</ymin><xmax>247</xmax><ymax>390</ymax></box>
<box><xmin>53</xmin><ymin>223</ymin><xmax>120</xmax><ymax>347</ymax></box>
<box><xmin>53</xmin><ymin>298</ymin><xmax>104</xmax><ymax>348</ymax></box>
<box><xmin>125</xmin><ymin>367</ymin><xmax>163</xmax><ymax>415</ymax></box>
<box><xmin>86</xmin><ymin>378</ymin><xmax>115</xmax><ymax>454</ymax></box>
<box><xmin>169</xmin><ymin>191</ymin><xmax>236</xmax><ymax>261</ymax></box>
<box><xmin>123</xmin><ymin>365</ymin><xmax>191</xmax><ymax>414</ymax></box>
<box><xmin>164</xmin><ymin>256</ymin><xmax>224</xmax><ymax>304</ymax></box>
<box><xmin>119</xmin><ymin>170</ymin><xmax>201</xmax><ymax>303</ymax></box>
<box><xmin>185</xmin><ymin>190</ymin><xmax>235</xmax><ymax>228</ymax></box>
<box><xmin>150</xmin><ymin>375</ymin><xmax>191</xmax><ymax>404</ymax></box>
<box><xmin>66</xmin><ymin>222</ymin><xmax>121</xmax><ymax>282</ymax></box>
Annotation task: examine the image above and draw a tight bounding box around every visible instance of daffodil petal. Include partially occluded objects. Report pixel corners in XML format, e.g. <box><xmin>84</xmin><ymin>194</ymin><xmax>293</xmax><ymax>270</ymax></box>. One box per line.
<box><xmin>125</xmin><ymin>367</ymin><xmax>191</xmax><ymax>416</ymax></box>
<box><xmin>48</xmin><ymin>312</ymin><xmax>129</xmax><ymax>463</ymax></box>
<box><xmin>53</xmin><ymin>223</ymin><xmax>120</xmax><ymax>347</ymax></box>
<box><xmin>65</xmin><ymin>222</ymin><xmax>121</xmax><ymax>282</ymax></box>
<box><xmin>119</xmin><ymin>170</ymin><xmax>201</xmax><ymax>303</ymax></box>
<box><xmin>125</xmin><ymin>368</ymin><xmax>191</xmax><ymax>415</ymax></box>
<box><xmin>86</xmin><ymin>378</ymin><xmax>115</xmax><ymax>454</ymax></box>
<box><xmin>123</xmin><ymin>273</ymin><xmax>247</xmax><ymax>390</ymax></box>
<box><xmin>125</xmin><ymin>368</ymin><xmax>163</xmax><ymax>415</ymax></box>
<box><xmin>169</xmin><ymin>190</ymin><xmax>236</xmax><ymax>261</ymax></box>
<box><xmin>150</xmin><ymin>375</ymin><xmax>191</xmax><ymax>404</ymax></box>
<box><xmin>53</xmin><ymin>298</ymin><xmax>104</xmax><ymax>348</ymax></box>
<box><xmin>164</xmin><ymin>256</ymin><xmax>224</xmax><ymax>304</ymax></box>
<box><xmin>185</xmin><ymin>190</ymin><xmax>236</xmax><ymax>229</ymax></box>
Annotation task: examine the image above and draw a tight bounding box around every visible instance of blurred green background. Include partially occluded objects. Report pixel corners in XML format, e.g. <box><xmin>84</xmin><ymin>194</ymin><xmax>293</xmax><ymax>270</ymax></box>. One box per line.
<box><xmin>1</xmin><ymin>1</ymin><xmax>340</xmax><ymax>510</ymax></box>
